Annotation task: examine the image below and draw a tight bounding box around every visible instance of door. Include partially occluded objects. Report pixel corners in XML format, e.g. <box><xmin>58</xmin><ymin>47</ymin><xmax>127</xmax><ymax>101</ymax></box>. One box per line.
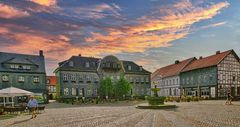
<box><xmin>231</xmin><ymin>87</ymin><xmax>235</xmax><ymax>97</ymax></box>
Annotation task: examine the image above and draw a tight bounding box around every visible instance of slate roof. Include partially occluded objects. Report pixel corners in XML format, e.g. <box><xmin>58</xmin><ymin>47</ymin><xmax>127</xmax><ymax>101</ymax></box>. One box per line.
<box><xmin>122</xmin><ymin>61</ymin><xmax>151</xmax><ymax>74</ymax></box>
<box><xmin>0</xmin><ymin>52</ymin><xmax>45</xmax><ymax>73</ymax></box>
<box><xmin>182</xmin><ymin>50</ymin><xmax>234</xmax><ymax>72</ymax></box>
<box><xmin>56</xmin><ymin>56</ymin><xmax>100</xmax><ymax>72</ymax></box>
<box><xmin>56</xmin><ymin>56</ymin><xmax>151</xmax><ymax>74</ymax></box>
<box><xmin>152</xmin><ymin>58</ymin><xmax>195</xmax><ymax>79</ymax></box>
<box><xmin>47</xmin><ymin>76</ymin><xmax>57</xmax><ymax>86</ymax></box>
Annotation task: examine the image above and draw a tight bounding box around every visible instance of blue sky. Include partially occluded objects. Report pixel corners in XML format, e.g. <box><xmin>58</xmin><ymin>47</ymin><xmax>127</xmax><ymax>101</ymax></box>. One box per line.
<box><xmin>0</xmin><ymin>0</ymin><xmax>239</xmax><ymax>75</ymax></box>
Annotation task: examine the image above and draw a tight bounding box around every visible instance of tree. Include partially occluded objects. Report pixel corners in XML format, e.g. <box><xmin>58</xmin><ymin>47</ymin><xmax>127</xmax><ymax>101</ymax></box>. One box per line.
<box><xmin>99</xmin><ymin>77</ymin><xmax>114</xmax><ymax>98</ymax></box>
<box><xmin>114</xmin><ymin>76</ymin><xmax>131</xmax><ymax>100</ymax></box>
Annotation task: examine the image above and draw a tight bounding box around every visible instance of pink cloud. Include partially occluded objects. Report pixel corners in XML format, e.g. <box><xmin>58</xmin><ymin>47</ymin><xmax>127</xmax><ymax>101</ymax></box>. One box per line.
<box><xmin>0</xmin><ymin>4</ymin><xmax>30</xmax><ymax>19</ymax></box>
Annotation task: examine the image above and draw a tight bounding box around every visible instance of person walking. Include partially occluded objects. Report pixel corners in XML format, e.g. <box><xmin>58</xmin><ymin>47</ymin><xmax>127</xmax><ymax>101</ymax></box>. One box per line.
<box><xmin>27</xmin><ymin>96</ymin><xmax>38</xmax><ymax>119</ymax></box>
<box><xmin>225</xmin><ymin>92</ymin><xmax>233</xmax><ymax>105</ymax></box>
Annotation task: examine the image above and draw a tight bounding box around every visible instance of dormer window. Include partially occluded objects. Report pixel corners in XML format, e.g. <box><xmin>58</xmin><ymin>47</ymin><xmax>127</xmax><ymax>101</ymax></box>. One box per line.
<box><xmin>85</xmin><ymin>62</ymin><xmax>90</xmax><ymax>68</ymax></box>
<box><xmin>69</xmin><ymin>61</ymin><xmax>74</xmax><ymax>67</ymax></box>
<box><xmin>2</xmin><ymin>75</ymin><xmax>9</xmax><ymax>82</ymax></box>
<box><xmin>128</xmin><ymin>65</ymin><xmax>132</xmax><ymax>71</ymax></box>
<box><xmin>139</xmin><ymin>66</ymin><xmax>143</xmax><ymax>71</ymax></box>
<box><xmin>10</xmin><ymin>65</ymin><xmax>15</xmax><ymax>69</ymax></box>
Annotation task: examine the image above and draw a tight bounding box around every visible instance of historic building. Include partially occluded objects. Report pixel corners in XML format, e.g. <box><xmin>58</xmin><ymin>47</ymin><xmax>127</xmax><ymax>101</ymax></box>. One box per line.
<box><xmin>180</xmin><ymin>50</ymin><xmax>240</xmax><ymax>98</ymax></box>
<box><xmin>151</xmin><ymin>58</ymin><xmax>195</xmax><ymax>96</ymax></box>
<box><xmin>54</xmin><ymin>55</ymin><xmax>151</xmax><ymax>98</ymax></box>
<box><xmin>47</xmin><ymin>76</ymin><xmax>57</xmax><ymax>100</ymax></box>
<box><xmin>0</xmin><ymin>50</ymin><xmax>47</xmax><ymax>102</ymax></box>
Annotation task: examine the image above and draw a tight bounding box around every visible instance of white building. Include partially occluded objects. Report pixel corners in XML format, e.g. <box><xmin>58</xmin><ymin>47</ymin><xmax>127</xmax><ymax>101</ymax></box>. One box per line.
<box><xmin>151</xmin><ymin>58</ymin><xmax>194</xmax><ymax>96</ymax></box>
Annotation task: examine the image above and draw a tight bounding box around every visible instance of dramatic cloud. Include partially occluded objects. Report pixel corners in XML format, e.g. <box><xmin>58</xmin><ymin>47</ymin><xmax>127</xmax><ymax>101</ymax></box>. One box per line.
<box><xmin>84</xmin><ymin>1</ymin><xmax>229</xmax><ymax>55</ymax></box>
<box><xmin>0</xmin><ymin>0</ymin><xmax>231</xmax><ymax>74</ymax></box>
<box><xmin>0</xmin><ymin>3</ymin><xmax>30</xmax><ymax>19</ymax></box>
<box><xmin>29</xmin><ymin>0</ymin><xmax>57</xmax><ymax>6</ymax></box>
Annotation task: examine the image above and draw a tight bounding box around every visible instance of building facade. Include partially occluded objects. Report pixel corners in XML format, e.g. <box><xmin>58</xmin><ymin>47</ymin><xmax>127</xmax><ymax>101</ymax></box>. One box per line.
<box><xmin>180</xmin><ymin>50</ymin><xmax>240</xmax><ymax>98</ymax></box>
<box><xmin>0</xmin><ymin>50</ymin><xmax>47</xmax><ymax>102</ymax></box>
<box><xmin>151</xmin><ymin>58</ymin><xmax>194</xmax><ymax>96</ymax></box>
<box><xmin>54</xmin><ymin>55</ymin><xmax>151</xmax><ymax>98</ymax></box>
<box><xmin>47</xmin><ymin>76</ymin><xmax>57</xmax><ymax>99</ymax></box>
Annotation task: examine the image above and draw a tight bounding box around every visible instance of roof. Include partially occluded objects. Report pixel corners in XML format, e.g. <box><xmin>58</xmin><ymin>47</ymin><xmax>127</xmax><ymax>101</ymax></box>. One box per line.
<box><xmin>122</xmin><ymin>61</ymin><xmax>151</xmax><ymax>74</ymax></box>
<box><xmin>55</xmin><ymin>55</ymin><xmax>151</xmax><ymax>74</ymax></box>
<box><xmin>56</xmin><ymin>56</ymin><xmax>100</xmax><ymax>72</ymax></box>
<box><xmin>182</xmin><ymin>50</ymin><xmax>233</xmax><ymax>72</ymax></box>
<box><xmin>0</xmin><ymin>52</ymin><xmax>45</xmax><ymax>73</ymax></box>
<box><xmin>152</xmin><ymin>58</ymin><xmax>195</xmax><ymax>79</ymax></box>
<box><xmin>47</xmin><ymin>76</ymin><xmax>57</xmax><ymax>86</ymax></box>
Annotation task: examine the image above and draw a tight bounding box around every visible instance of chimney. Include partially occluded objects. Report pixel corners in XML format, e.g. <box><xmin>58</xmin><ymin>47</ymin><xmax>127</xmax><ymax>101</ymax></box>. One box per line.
<box><xmin>216</xmin><ymin>51</ymin><xmax>220</xmax><ymax>54</ymax></box>
<box><xmin>78</xmin><ymin>54</ymin><xmax>81</xmax><ymax>57</ymax></box>
<box><xmin>39</xmin><ymin>50</ymin><xmax>43</xmax><ymax>56</ymax></box>
<box><xmin>175</xmin><ymin>60</ymin><xmax>180</xmax><ymax>64</ymax></box>
<box><xmin>199</xmin><ymin>56</ymin><xmax>203</xmax><ymax>59</ymax></box>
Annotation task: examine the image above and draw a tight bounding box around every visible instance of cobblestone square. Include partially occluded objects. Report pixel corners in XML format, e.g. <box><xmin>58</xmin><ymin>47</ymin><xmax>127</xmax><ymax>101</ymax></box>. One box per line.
<box><xmin>1</xmin><ymin>100</ymin><xmax>240</xmax><ymax>127</ymax></box>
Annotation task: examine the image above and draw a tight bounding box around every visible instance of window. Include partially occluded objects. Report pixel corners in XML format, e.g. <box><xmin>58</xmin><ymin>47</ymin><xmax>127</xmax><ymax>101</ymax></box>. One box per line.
<box><xmin>10</xmin><ymin>65</ymin><xmax>15</xmax><ymax>69</ymax></box>
<box><xmin>53</xmin><ymin>86</ymin><xmax>56</xmax><ymax>92</ymax></box>
<box><xmin>139</xmin><ymin>66</ymin><xmax>143</xmax><ymax>71</ymax></box>
<box><xmin>79</xmin><ymin>75</ymin><xmax>84</xmax><ymax>83</ymax></box>
<box><xmin>18</xmin><ymin>76</ymin><xmax>25</xmax><ymax>82</ymax></box>
<box><xmin>128</xmin><ymin>65</ymin><xmax>131</xmax><ymax>71</ymax></box>
<box><xmin>2</xmin><ymin>75</ymin><xmax>9</xmax><ymax>82</ymax></box>
<box><xmin>85</xmin><ymin>62</ymin><xmax>90</xmax><ymax>68</ymax></box>
<box><xmin>86</xmin><ymin>75</ymin><xmax>91</xmax><ymax>83</ymax></box>
<box><xmin>33</xmin><ymin>76</ymin><xmax>40</xmax><ymax>83</ymax></box>
<box><xmin>69</xmin><ymin>61</ymin><xmax>74</xmax><ymax>67</ymax></box>
<box><xmin>14</xmin><ymin>65</ymin><xmax>19</xmax><ymax>69</ymax></box>
<box><xmin>70</xmin><ymin>74</ymin><xmax>76</xmax><ymax>82</ymax></box>
<box><xmin>145</xmin><ymin>77</ymin><xmax>149</xmax><ymax>82</ymax></box>
<box><xmin>113</xmin><ymin>63</ymin><xmax>117</xmax><ymax>68</ymax></box>
<box><xmin>63</xmin><ymin>74</ymin><xmax>68</xmax><ymax>81</ymax></box>
<box><xmin>47</xmin><ymin>79</ymin><xmax>50</xmax><ymax>84</ymax></box>
<box><xmin>64</xmin><ymin>88</ymin><xmax>69</xmax><ymax>95</ymax></box>
<box><xmin>72</xmin><ymin>88</ymin><xmax>76</xmax><ymax>95</ymax></box>
<box><xmin>87</xmin><ymin>89</ymin><xmax>91</xmax><ymax>95</ymax></box>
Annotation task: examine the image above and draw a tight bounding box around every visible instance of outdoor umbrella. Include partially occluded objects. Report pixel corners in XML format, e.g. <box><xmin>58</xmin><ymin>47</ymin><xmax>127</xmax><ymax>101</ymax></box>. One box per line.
<box><xmin>0</xmin><ymin>87</ymin><xmax>34</xmax><ymax>106</ymax></box>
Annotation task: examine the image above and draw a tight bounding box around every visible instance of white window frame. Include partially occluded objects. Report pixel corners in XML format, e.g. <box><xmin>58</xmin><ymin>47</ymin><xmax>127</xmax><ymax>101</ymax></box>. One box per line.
<box><xmin>18</xmin><ymin>76</ymin><xmax>25</xmax><ymax>82</ymax></box>
<box><xmin>33</xmin><ymin>76</ymin><xmax>40</xmax><ymax>83</ymax></box>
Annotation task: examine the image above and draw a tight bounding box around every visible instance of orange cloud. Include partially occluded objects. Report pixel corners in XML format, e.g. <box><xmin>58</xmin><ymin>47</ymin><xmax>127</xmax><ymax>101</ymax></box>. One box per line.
<box><xmin>84</xmin><ymin>1</ymin><xmax>229</xmax><ymax>55</ymax></box>
<box><xmin>29</xmin><ymin>0</ymin><xmax>57</xmax><ymax>6</ymax></box>
<box><xmin>0</xmin><ymin>4</ymin><xmax>30</xmax><ymax>19</ymax></box>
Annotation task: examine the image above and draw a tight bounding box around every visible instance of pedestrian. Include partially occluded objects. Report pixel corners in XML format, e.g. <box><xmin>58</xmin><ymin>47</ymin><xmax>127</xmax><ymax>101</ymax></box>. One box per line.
<box><xmin>225</xmin><ymin>92</ymin><xmax>233</xmax><ymax>105</ymax></box>
<box><xmin>27</xmin><ymin>96</ymin><xmax>38</xmax><ymax>119</ymax></box>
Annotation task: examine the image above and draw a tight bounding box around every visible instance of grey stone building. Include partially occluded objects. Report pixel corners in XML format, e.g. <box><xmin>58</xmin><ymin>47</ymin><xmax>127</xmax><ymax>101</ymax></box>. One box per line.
<box><xmin>0</xmin><ymin>50</ymin><xmax>47</xmax><ymax>103</ymax></box>
<box><xmin>54</xmin><ymin>55</ymin><xmax>151</xmax><ymax>98</ymax></box>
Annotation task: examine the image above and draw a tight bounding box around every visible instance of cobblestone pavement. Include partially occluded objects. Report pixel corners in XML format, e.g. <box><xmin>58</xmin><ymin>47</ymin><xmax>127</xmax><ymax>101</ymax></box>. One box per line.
<box><xmin>1</xmin><ymin>100</ymin><xmax>240</xmax><ymax>127</ymax></box>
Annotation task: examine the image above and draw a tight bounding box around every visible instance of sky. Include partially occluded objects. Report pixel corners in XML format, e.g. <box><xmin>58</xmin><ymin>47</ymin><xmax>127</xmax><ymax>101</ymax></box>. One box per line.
<box><xmin>0</xmin><ymin>0</ymin><xmax>239</xmax><ymax>75</ymax></box>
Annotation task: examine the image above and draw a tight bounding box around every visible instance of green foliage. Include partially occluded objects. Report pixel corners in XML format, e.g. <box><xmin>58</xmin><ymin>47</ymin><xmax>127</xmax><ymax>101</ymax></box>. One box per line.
<box><xmin>99</xmin><ymin>77</ymin><xmax>114</xmax><ymax>98</ymax></box>
<box><xmin>147</xmin><ymin>96</ymin><xmax>166</xmax><ymax>105</ymax></box>
<box><xmin>114</xmin><ymin>76</ymin><xmax>131</xmax><ymax>100</ymax></box>
<box><xmin>186</xmin><ymin>96</ymin><xmax>192</xmax><ymax>102</ymax></box>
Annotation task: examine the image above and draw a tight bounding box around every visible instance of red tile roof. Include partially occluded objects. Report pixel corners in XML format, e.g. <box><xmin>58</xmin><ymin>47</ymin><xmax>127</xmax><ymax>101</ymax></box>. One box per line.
<box><xmin>47</xmin><ymin>76</ymin><xmax>57</xmax><ymax>86</ymax></box>
<box><xmin>152</xmin><ymin>58</ymin><xmax>195</xmax><ymax>79</ymax></box>
<box><xmin>182</xmin><ymin>50</ymin><xmax>232</xmax><ymax>72</ymax></box>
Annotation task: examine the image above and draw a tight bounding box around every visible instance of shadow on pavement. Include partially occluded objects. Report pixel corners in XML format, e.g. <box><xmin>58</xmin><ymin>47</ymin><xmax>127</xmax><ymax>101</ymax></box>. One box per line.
<box><xmin>7</xmin><ymin>118</ymin><xmax>32</xmax><ymax>126</ymax></box>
